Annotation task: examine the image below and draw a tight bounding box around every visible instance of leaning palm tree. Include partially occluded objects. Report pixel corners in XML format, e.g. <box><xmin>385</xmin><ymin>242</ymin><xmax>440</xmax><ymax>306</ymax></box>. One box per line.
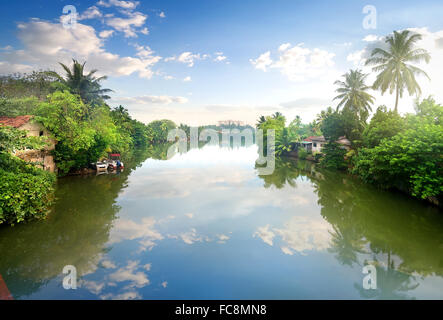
<box><xmin>365</xmin><ymin>30</ymin><xmax>431</xmax><ymax>112</ymax></box>
<box><xmin>333</xmin><ymin>69</ymin><xmax>374</xmax><ymax>121</ymax></box>
<box><xmin>48</xmin><ymin>59</ymin><xmax>113</xmax><ymax>104</ymax></box>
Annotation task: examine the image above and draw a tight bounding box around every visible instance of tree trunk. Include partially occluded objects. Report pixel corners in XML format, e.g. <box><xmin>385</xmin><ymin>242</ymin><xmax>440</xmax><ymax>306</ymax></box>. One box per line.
<box><xmin>394</xmin><ymin>74</ymin><xmax>400</xmax><ymax>113</ymax></box>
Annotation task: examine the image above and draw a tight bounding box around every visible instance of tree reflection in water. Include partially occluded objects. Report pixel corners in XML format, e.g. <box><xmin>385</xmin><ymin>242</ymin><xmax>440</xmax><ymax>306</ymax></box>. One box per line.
<box><xmin>256</xmin><ymin>157</ymin><xmax>443</xmax><ymax>299</ymax></box>
<box><xmin>0</xmin><ymin>147</ymin><xmax>164</xmax><ymax>299</ymax></box>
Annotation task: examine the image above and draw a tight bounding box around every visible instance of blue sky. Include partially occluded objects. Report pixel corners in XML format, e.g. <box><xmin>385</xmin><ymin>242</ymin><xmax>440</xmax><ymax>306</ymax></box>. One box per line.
<box><xmin>1</xmin><ymin>0</ymin><xmax>443</xmax><ymax>125</ymax></box>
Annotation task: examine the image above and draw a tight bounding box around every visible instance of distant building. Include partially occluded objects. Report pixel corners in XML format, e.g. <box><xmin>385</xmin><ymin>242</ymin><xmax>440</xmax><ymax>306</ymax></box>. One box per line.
<box><xmin>0</xmin><ymin>115</ymin><xmax>57</xmax><ymax>172</ymax></box>
<box><xmin>218</xmin><ymin>120</ymin><xmax>246</xmax><ymax>127</ymax></box>
<box><xmin>301</xmin><ymin>135</ymin><xmax>351</xmax><ymax>153</ymax></box>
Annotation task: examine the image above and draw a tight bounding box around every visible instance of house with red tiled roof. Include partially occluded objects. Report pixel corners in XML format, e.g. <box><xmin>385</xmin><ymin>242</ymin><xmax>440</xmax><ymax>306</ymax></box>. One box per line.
<box><xmin>301</xmin><ymin>135</ymin><xmax>352</xmax><ymax>153</ymax></box>
<box><xmin>0</xmin><ymin>115</ymin><xmax>57</xmax><ymax>172</ymax></box>
<box><xmin>303</xmin><ymin>136</ymin><xmax>327</xmax><ymax>153</ymax></box>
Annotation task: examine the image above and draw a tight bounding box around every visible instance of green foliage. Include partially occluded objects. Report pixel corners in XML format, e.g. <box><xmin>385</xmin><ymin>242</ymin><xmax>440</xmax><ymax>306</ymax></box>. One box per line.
<box><xmin>0</xmin><ymin>168</ymin><xmax>55</xmax><ymax>225</ymax></box>
<box><xmin>320</xmin><ymin>142</ymin><xmax>348</xmax><ymax>170</ymax></box>
<box><xmin>353</xmin><ymin>98</ymin><xmax>443</xmax><ymax>200</ymax></box>
<box><xmin>47</xmin><ymin>60</ymin><xmax>113</xmax><ymax>105</ymax></box>
<box><xmin>321</xmin><ymin>111</ymin><xmax>345</xmax><ymax>141</ymax></box>
<box><xmin>0</xmin><ymin>72</ymin><xmax>57</xmax><ymax>99</ymax></box>
<box><xmin>0</xmin><ymin>126</ymin><xmax>48</xmax><ymax>153</ymax></box>
<box><xmin>0</xmin><ymin>127</ymin><xmax>55</xmax><ymax>225</ymax></box>
<box><xmin>414</xmin><ymin>97</ymin><xmax>443</xmax><ymax>124</ymax></box>
<box><xmin>363</xmin><ymin>105</ymin><xmax>404</xmax><ymax>148</ymax></box>
<box><xmin>298</xmin><ymin>148</ymin><xmax>308</xmax><ymax>160</ymax></box>
<box><xmin>334</xmin><ymin>69</ymin><xmax>374</xmax><ymax>122</ymax></box>
<box><xmin>35</xmin><ymin>91</ymin><xmax>97</xmax><ymax>173</ymax></box>
<box><xmin>146</xmin><ymin>119</ymin><xmax>177</xmax><ymax>144</ymax></box>
<box><xmin>321</xmin><ymin>108</ymin><xmax>364</xmax><ymax>146</ymax></box>
<box><xmin>275</xmin><ymin>127</ymin><xmax>298</xmax><ymax>156</ymax></box>
<box><xmin>0</xmin><ymin>96</ymin><xmax>41</xmax><ymax>117</ymax></box>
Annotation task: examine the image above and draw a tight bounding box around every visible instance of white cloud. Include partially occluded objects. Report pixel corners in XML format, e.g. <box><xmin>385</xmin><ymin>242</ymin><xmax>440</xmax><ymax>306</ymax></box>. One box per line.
<box><xmin>180</xmin><ymin>228</ymin><xmax>205</xmax><ymax>244</ymax></box>
<box><xmin>0</xmin><ymin>45</ymin><xmax>13</xmax><ymax>51</ymax></box>
<box><xmin>161</xmin><ymin>281</ymin><xmax>168</xmax><ymax>288</ymax></box>
<box><xmin>0</xmin><ymin>19</ymin><xmax>161</xmax><ymax>79</ymax></box>
<box><xmin>166</xmin><ymin>52</ymin><xmax>208</xmax><ymax>67</ymax></box>
<box><xmin>217</xmin><ymin>234</ymin><xmax>230</xmax><ymax>244</ymax></box>
<box><xmin>214</xmin><ymin>55</ymin><xmax>227</xmax><ymax>62</ymax></box>
<box><xmin>362</xmin><ymin>34</ymin><xmax>380</xmax><ymax>42</ymax></box>
<box><xmin>109</xmin><ymin>217</ymin><xmax>164</xmax><ymax>251</ymax></box>
<box><xmin>79</xmin><ymin>6</ymin><xmax>103</xmax><ymax>20</ymax></box>
<box><xmin>99</xmin><ymin>30</ymin><xmax>114</xmax><ymax>38</ymax></box>
<box><xmin>253</xmin><ymin>225</ymin><xmax>275</xmax><ymax>246</ymax></box>
<box><xmin>101</xmin><ymin>291</ymin><xmax>141</xmax><ymax>300</ymax></box>
<box><xmin>101</xmin><ymin>260</ymin><xmax>117</xmax><ymax>269</ymax></box>
<box><xmin>183</xmin><ymin>76</ymin><xmax>192</xmax><ymax>82</ymax></box>
<box><xmin>278</xmin><ymin>43</ymin><xmax>291</xmax><ymax>51</ymax></box>
<box><xmin>159</xmin><ymin>12</ymin><xmax>166</xmax><ymax>18</ymax></box>
<box><xmin>140</xmin><ymin>27</ymin><xmax>149</xmax><ymax>35</ymax></box>
<box><xmin>108</xmin><ymin>260</ymin><xmax>150</xmax><ymax>288</ymax></box>
<box><xmin>280</xmin><ymin>98</ymin><xmax>331</xmax><ymax>109</ymax></box>
<box><xmin>97</xmin><ymin>0</ymin><xmax>140</xmax><ymax>10</ymax></box>
<box><xmin>214</xmin><ymin>51</ymin><xmax>228</xmax><ymax>62</ymax></box>
<box><xmin>112</xmin><ymin>95</ymin><xmax>188</xmax><ymax>105</ymax></box>
<box><xmin>82</xmin><ymin>280</ymin><xmax>106</xmax><ymax>295</ymax></box>
<box><xmin>255</xmin><ymin>217</ymin><xmax>332</xmax><ymax>255</ymax></box>
<box><xmin>251</xmin><ymin>43</ymin><xmax>336</xmax><ymax>81</ymax></box>
<box><xmin>249</xmin><ymin>51</ymin><xmax>272</xmax><ymax>71</ymax></box>
<box><xmin>346</xmin><ymin>49</ymin><xmax>366</xmax><ymax>67</ymax></box>
<box><xmin>105</xmin><ymin>11</ymin><xmax>147</xmax><ymax>38</ymax></box>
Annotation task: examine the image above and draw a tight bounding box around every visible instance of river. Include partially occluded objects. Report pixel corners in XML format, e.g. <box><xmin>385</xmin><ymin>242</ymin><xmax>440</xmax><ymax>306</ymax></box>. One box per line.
<box><xmin>0</xmin><ymin>144</ymin><xmax>442</xmax><ymax>300</ymax></box>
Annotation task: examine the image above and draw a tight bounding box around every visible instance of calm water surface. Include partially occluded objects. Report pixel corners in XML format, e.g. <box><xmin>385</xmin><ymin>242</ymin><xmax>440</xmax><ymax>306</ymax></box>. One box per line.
<box><xmin>1</xmin><ymin>144</ymin><xmax>443</xmax><ymax>300</ymax></box>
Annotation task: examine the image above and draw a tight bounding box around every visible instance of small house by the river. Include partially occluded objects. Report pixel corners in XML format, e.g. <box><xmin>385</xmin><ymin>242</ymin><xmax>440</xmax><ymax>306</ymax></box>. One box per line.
<box><xmin>0</xmin><ymin>115</ymin><xmax>57</xmax><ymax>172</ymax></box>
<box><xmin>301</xmin><ymin>135</ymin><xmax>352</xmax><ymax>153</ymax></box>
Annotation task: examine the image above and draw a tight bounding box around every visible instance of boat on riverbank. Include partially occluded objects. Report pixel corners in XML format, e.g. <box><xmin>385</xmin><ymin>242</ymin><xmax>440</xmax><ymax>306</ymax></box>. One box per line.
<box><xmin>95</xmin><ymin>161</ymin><xmax>109</xmax><ymax>172</ymax></box>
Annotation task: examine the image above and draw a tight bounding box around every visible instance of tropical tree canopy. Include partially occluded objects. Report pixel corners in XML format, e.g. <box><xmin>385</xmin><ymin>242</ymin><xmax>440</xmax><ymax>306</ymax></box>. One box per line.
<box><xmin>333</xmin><ymin>69</ymin><xmax>374</xmax><ymax>122</ymax></box>
<box><xmin>365</xmin><ymin>30</ymin><xmax>431</xmax><ymax>112</ymax></box>
<box><xmin>48</xmin><ymin>59</ymin><xmax>113</xmax><ymax>105</ymax></box>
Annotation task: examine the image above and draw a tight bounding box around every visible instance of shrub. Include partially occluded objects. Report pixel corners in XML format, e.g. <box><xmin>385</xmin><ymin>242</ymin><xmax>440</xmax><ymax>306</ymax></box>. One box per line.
<box><xmin>0</xmin><ymin>167</ymin><xmax>55</xmax><ymax>225</ymax></box>
<box><xmin>298</xmin><ymin>148</ymin><xmax>308</xmax><ymax>160</ymax></box>
<box><xmin>320</xmin><ymin>142</ymin><xmax>347</xmax><ymax>170</ymax></box>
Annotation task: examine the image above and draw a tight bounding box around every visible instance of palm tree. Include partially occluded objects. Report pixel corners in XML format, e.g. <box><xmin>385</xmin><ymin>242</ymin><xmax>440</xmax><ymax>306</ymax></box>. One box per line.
<box><xmin>333</xmin><ymin>69</ymin><xmax>374</xmax><ymax>121</ymax></box>
<box><xmin>365</xmin><ymin>30</ymin><xmax>431</xmax><ymax>112</ymax></box>
<box><xmin>48</xmin><ymin>59</ymin><xmax>113</xmax><ymax>104</ymax></box>
<box><xmin>256</xmin><ymin>115</ymin><xmax>266</xmax><ymax>128</ymax></box>
<box><xmin>273</xmin><ymin>112</ymin><xmax>283</xmax><ymax>119</ymax></box>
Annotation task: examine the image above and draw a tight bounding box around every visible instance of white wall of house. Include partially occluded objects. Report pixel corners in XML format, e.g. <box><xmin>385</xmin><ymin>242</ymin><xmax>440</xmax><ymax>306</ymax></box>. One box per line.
<box><xmin>16</xmin><ymin>122</ymin><xmax>57</xmax><ymax>173</ymax></box>
<box><xmin>311</xmin><ymin>141</ymin><xmax>324</xmax><ymax>153</ymax></box>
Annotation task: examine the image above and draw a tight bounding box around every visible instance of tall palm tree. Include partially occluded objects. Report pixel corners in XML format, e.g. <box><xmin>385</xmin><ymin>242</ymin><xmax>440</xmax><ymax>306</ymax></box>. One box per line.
<box><xmin>365</xmin><ymin>30</ymin><xmax>431</xmax><ymax>112</ymax></box>
<box><xmin>48</xmin><ymin>59</ymin><xmax>113</xmax><ymax>104</ymax></box>
<box><xmin>333</xmin><ymin>69</ymin><xmax>374</xmax><ymax>121</ymax></box>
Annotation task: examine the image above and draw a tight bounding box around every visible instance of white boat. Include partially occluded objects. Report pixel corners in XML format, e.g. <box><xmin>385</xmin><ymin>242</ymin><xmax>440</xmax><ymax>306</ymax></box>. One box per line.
<box><xmin>96</xmin><ymin>161</ymin><xmax>109</xmax><ymax>172</ymax></box>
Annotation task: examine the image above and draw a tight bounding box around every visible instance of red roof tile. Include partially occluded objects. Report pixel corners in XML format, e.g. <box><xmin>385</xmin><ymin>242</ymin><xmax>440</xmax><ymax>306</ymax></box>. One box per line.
<box><xmin>0</xmin><ymin>115</ymin><xmax>33</xmax><ymax>128</ymax></box>
<box><xmin>304</xmin><ymin>136</ymin><xmax>326</xmax><ymax>142</ymax></box>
